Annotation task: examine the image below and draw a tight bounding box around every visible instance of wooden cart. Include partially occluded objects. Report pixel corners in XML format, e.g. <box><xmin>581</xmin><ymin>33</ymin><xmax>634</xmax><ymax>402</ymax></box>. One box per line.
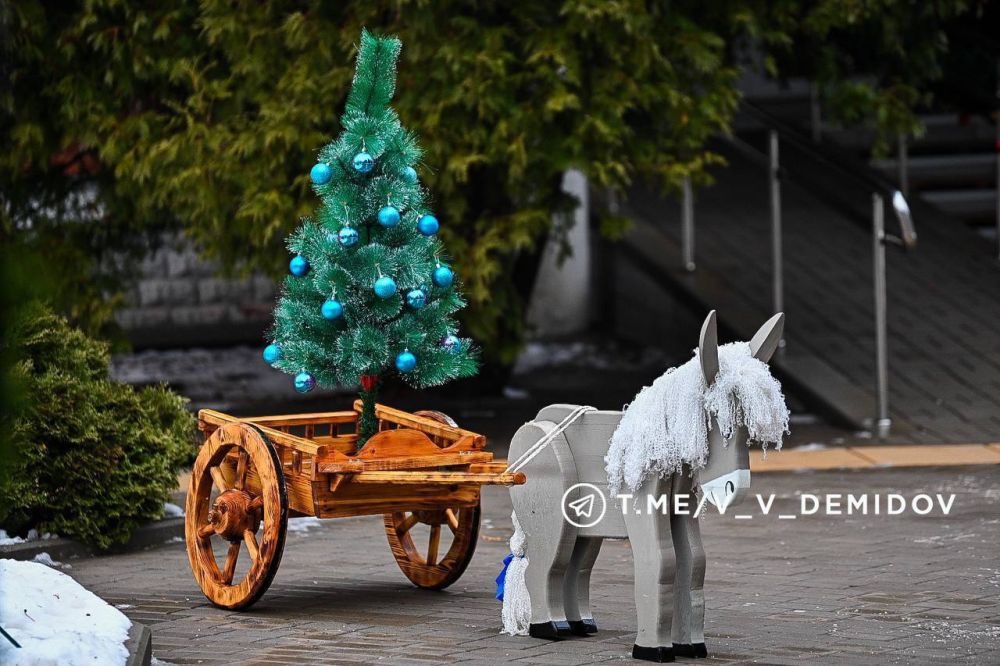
<box><xmin>184</xmin><ymin>402</ymin><xmax>524</xmax><ymax>610</ymax></box>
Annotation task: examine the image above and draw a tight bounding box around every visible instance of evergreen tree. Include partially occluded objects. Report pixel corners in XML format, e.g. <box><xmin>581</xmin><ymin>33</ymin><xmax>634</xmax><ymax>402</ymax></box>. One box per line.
<box><xmin>266</xmin><ymin>30</ymin><xmax>477</xmax><ymax>444</ymax></box>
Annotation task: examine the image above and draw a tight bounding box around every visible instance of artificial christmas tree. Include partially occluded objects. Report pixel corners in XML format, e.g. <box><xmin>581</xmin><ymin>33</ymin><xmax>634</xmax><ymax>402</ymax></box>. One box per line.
<box><xmin>265</xmin><ymin>30</ymin><xmax>477</xmax><ymax>444</ymax></box>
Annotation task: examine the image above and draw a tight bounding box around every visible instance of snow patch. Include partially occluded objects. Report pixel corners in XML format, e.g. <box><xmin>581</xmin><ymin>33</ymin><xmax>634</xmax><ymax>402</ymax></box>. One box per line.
<box><xmin>792</xmin><ymin>443</ymin><xmax>828</xmax><ymax>451</ymax></box>
<box><xmin>32</xmin><ymin>552</ymin><xmax>71</xmax><ymax>569</ymax></box>
<box><xmin>0</xmin><ymin>529</ymin><xmax>58</xmax><ymax>546</ymax></box>
<box><xmin>287</xmin><ymin>517</ymin><xmax>324</xmax><ymax>534</ymax></box>
<box><xmin>162</xmin><ymin>503</ymin><xmax>184</xmax><ymax>518</ymax></box>
<box><xmin>0</xmin><ymin>560</ymin><xmax>132</xmax><ymax>665</ymax></box>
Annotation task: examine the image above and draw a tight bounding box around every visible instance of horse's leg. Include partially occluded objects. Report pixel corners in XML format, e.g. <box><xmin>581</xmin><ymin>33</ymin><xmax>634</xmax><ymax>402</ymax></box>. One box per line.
<box><xmin>562</xmin><ymin>537</ymin><xmax>603</xmax><ymax>635</ymax></box>
<box><xmin>524</xmin><ymin>524</ymin><xmax>576</xmax><ymax>639</ymax></box>
<box><xmin>509</xmin><ymin>421</ymin><xmax>578</xmax><ymax>640</ymax></box>
<box><xmin>670</xmin><ymin>472</ymin><xmax>708</xmax><ymax>658</ymax></box>
<box><xmin>624</xmin><ymin>475</ymin><xmax>676</xmax><ymax>662</ymax></box>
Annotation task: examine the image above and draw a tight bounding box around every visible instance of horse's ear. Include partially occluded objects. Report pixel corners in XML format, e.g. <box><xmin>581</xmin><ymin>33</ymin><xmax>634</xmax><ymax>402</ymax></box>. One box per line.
<box><xmin>749</xmin><ymin>312</ymin><xmax>785</xmax><ymax>363</ymax></box>
<box><xmin>699</xmin><ymin>310</ymin><xmax>719</xmax><ymax>386</ymax></box>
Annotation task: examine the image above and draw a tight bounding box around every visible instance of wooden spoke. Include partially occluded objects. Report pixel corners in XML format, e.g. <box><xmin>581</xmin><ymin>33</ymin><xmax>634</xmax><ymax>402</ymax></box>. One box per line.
<box><xmin>235</xmin><ymin>450</ymin><xmax>249</xmax><ymax>490</ymax></box>
<box><xmin>210</xmin><ymin>466</ymin><xmax>229</xmax><ymax>492</ymax></box>
<box><xmin>399</xmin><ymin>513</ymin><xmax>419</xmax><ymax>534</ymax></box>
<box><xmin>427</xmin><ymin>524</ymin><xmax>441</xmax><ymax>566</ymax></box>
<box><xmin>222</xmin><ymin>542</ymin><xmax>240</xmax><ymax>585</ymax></box>
<box><xmin>185</xmin><ymin>423</ymin><xmax>288</xmax><ymax>610</ymax></box>
<box><xmin>444</xmin><ymin>508</ymin><xmax>459</xmax><ymax>533</ymax></box>
<box><xmin>244</xmin><ymin>530</ymin><xmax>260</xmax><ymax>562</ymax></box>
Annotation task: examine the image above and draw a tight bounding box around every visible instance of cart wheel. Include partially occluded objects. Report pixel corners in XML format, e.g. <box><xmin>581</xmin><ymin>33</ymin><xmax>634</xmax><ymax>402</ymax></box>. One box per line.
<box><xmin>384</xmin><ymin>504</ymin><xmax>482</xmax><ymax>590</ymax></box>
<box><xmin>185</xmin><ymin>423</ymin><xmax>287</xmax><ymax>610</ymax></box>
<box><xmin>384</xmin><ymin>410</ymin><xmax>482</xmax><ymax>589</ymax></box>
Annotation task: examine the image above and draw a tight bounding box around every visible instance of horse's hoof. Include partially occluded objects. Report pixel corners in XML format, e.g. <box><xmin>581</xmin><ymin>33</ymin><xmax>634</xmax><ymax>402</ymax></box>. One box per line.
<box><xmin>673</xmin><ymin>644</ymin><xmax>694</xmax><ymax>657</ymax></box>
<box><xmin>672</xmin><ymin>643</ymin><xmax>707</xmax><ymax>658</ymax></box>
<box><xmin>569</xmin><ymin>618</ymin><xmax>598</xmax><ymax>635</ymax></box>
<box><xmin>632</xmin><ymin>644</ymin><xmax>675</xmax><ymax>662</ymax></box>
<box><xmin>529</xmin><ymin>620</ymin><xmax>572</xmax><ymax>640</ymax></box>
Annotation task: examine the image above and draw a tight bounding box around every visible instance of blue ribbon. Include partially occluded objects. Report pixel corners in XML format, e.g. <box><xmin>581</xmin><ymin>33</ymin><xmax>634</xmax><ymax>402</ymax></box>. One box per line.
<box><xmin>495</xmin><ymin>553</ymin><xmax>515</xmax><ymax>601</ymax></box>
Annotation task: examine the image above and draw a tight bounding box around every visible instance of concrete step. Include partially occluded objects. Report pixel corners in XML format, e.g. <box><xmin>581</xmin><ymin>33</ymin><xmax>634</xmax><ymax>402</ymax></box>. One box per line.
<box><xmin>871</xmin><ymin>153</ymin><xmax>996</xmax><ymax>185</ymax></box>
<box><xmin>922</xmin><ymin>188</ymin><xmax>998</xmax><ymax>219</ymax></box>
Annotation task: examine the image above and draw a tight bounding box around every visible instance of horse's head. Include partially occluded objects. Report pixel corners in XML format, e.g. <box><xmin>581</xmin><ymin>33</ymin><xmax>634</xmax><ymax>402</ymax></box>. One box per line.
<box><xmin>695</xmin><ymin>310</ymin><xmax>784</xmax><ymax>511</ymax></box>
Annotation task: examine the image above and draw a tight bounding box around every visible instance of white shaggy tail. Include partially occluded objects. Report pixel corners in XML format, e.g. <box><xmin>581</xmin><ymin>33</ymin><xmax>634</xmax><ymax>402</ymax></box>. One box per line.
<box><xmin>500</xmin><ymin>512</ymin><xmax>531</xmax><ymax>635</ymax></box>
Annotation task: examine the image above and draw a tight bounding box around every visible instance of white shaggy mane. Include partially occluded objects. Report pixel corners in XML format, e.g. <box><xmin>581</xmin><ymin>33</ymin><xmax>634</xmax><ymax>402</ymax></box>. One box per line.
<box><xmin>605</xmin><ymin>342</ymin><xmax>789</xmax><ymax>496</ymax></box>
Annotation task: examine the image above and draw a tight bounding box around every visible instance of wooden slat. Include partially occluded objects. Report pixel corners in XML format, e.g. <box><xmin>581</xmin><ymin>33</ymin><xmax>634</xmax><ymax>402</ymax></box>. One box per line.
<box><xmin>318</xmin><ymin>451</ymin><xmax>493</xmax><ymax>473</ymax></box>
<box><xmin>349</xmin><ymin>470</ymin><xmax>526</xmax><ymax>486</ymax></box>
<box><xmin>312</xmin><ymin>434</ymin><xmax>358</xmax><ymax>452</ymax></box>
<box><xmin>467</xmin><ymin>462</ymin><xmax>510</xmax><ymax>474</ymax></box>
<box><xmin>199</xmin><ymin>410</ymin><xmax>327</xmax><ymax>457</ymax></box>
<box><xmin>241</xmin><ymin>411</ymin><xmax>358</xmax><ymax>427</ymax></box>
<box><xmin>354</xmin><ymin>401</ymin><xmax>486</xmax><ymax>448</ymax></box>
<box><xmin>314</xmin><ymin>484</ymin><xmax>481</xmax><ymax>519</ymax></box>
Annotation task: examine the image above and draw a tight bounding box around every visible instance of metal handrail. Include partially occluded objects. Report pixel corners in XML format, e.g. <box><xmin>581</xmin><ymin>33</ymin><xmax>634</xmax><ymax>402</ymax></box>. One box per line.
<box><xmin>739</xmin><ymin>101</ymin><xmax>918</xmax><ymax>249</ymax></box>
<box><xmin>680</xmin><ymin>99</ymin><xmax>919</xmax><ymax>438</ymax></box>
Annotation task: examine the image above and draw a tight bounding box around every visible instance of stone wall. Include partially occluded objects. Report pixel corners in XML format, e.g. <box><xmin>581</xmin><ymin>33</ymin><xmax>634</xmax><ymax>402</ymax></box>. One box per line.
<box><xmin>115</xmin><ymin>237</ymin><xmax>276</xmax><ymax>348</ymax></box>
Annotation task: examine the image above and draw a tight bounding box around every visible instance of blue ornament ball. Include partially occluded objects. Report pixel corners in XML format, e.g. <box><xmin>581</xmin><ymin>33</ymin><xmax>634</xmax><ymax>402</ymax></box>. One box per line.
<box><xmin>294</xmin><ymin>371</ymin><xmax>316</xmax><ymax>393</ymax></box>
<box><xmin>321</xmin><ymin>299</ymin><xmax>343</xmax><ymax>320</ymax></box>
<box><xmin>432</xmin><ymin>265</ymin><xmax>454</xmax><ymax>288</ymax></box>
<box><xmin>441</xmin><ymin>334</ymin><xmax>461</xmax><ymax>354</ymax></box>
<box><xmin>310</xmin><ymin>162</ymin><xmax>332</xmax><ymax>185</ymax></box>
<box><xmin>378</xmin><ymin>205</ymin><xmax>401</xmax><ymax>228</ymax></box>
<box><xmin>417</xmin><ymin>214</ymin><xmax>439</xmax><ymax>236</ymax></box>
<box><xmin>262</xmin><ymin>343</ymin><xmax>282</xmax><ymax>364</ymax></box>
<box><xmin>374</xmin><ymin>276</ymin><xmax>397</xmax><ymax>299</ymax></box>
<box><xmin>352</xmin><ymin>151</ymin><xmax>375</xmax><ymax>174</ymax></box>
<box><xmin>401</xmin><ymin>166</ymin><xmax>418</xmax><ymax>184</ymax></box>
<box><xmin>406</xmin><ymin>288</ymin><xmax>427</xmax><ymax>309</ymax></box>
<box><xmin>395</xmin><ymin>351</ymin><xmax>417</xmax><ymax>373</ymax></box>
<box><xmin>289</xmin><ymin>255</ymin><xmax>310</xmax><ymax>277</ymax></box>
<box><xmin>338</xmin><ymin>226</ymin><xmax>359</xmax><ymax>247</ymax></box>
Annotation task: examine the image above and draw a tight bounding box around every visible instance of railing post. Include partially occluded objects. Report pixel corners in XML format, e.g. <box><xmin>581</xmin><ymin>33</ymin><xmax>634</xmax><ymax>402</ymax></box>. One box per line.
<box><xmin>872</xmin><ymin>193</ymin><xmax>891</xmax><ymax>439</ymax></box>
<box><xmin>769</xmin><ymin>130</ymin><xmax>785</xmax><ymax>349</ymax></box>
<box><xmin>897</xmin><ymin>133</ymin><xmax>909</xmax><ymax>198</ymax></box>
<box><xmin>810</xmin><ymin>82</ymin><xmax>822</xmax><ymax>143</ymax></box>
<box><xmin>995</xmin><ymin>57</ymin><xmax>1000</xmax><ymax>261</ymax></box>
<box><xmin>682</xmin><ymin>175</ymin><xmax>695</xmax><ymax>271</ymax></box>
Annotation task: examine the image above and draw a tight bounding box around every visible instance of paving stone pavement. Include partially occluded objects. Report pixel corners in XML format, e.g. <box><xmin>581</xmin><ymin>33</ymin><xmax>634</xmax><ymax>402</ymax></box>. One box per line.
<box><xmin>58</xmin><ymin>466</ymin><xmax>1000</xmax><ymax>665</ymax></box>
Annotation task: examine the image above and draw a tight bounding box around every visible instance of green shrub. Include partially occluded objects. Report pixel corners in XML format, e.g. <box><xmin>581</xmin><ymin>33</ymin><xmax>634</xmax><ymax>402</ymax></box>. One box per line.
<box><xmin>0</xmin><ymin>303</ymin><xmax>196</xmax><ymax>549</ymax></box>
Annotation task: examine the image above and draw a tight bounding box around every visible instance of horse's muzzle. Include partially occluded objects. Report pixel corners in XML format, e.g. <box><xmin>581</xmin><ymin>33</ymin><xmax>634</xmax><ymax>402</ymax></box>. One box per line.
<box><xmin>699</xmin><ymin>469</ymin><xmax>751</xmax><ymax>512</ymax></box>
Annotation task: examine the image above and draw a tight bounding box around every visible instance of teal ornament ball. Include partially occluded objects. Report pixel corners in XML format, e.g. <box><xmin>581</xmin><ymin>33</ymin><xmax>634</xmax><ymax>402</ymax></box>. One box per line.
<box><xmin>406</xmin><ymin>288</ymin><xmax>426</xmax><ymax>309</ymax></box>
<box><xmin>441</xmin><ymin>334</ymin><xmax>461</xmax><ymax>354</ymax></box>
<box><xmin>321</xmin><ymin>299</ymin><xmax>343</xmax><ymax>320</ymax></box>
<box><xmin>395</xmin><ymin>351</ymin><xmax>417</xmax><ymax>373</ymax></box>
<box><xmin>432</xmin><ymin>265</ymin><xmax>454</xmax><ymax>288</ymax></box>
<box><xmin>374</xmin><ymin>276</ymin><xmax>397</xmax><ymax>299</ymax></box>
<box><xmin>352</xmin><ymin>151</ymin><xmax>374</xmax><ymax>174</ymax></box>
<box><xmin>294</xmin><ymin>371</ymin><xmax>316</xmax><ymax>393</ymax></box>
<box><xmin>338</xmin><ymin>226</ymin><xmax>359</xmax><ymax>247</ymax></box>
<box><xmin>378</xmin><ymin>205</ymin><xmax>401</xmax><ymax>228</ymax></box>
<box><xmin>401</xmin><ymin>166</ymin><xmax>418</xmax><ymax>184</ymax></box>
<box><xmin>310</xmin><ymin>162</ymin><xmax>332</xmax><ymax>185</ymax></box>
<box><xmin>262</xmin><ymin>343</ymin><xmax>282</xmax><ymax>364</ymax></box>
<box><xmin>289</xmin><ymin>255</ymin><xmax>310</xmax><ymax>277</ymax></box>
<box><xmin>417</xmin><ymin>214</ymin><xmax>439</xmax><ymax>236</ymax></box>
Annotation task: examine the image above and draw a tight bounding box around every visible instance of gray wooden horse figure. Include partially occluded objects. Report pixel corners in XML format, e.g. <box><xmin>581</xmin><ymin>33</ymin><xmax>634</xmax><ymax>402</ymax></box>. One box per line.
<box><xmin>505</xmin><ymin>310</ymin><xmax>786</xmax><ymax>662</ymax></box>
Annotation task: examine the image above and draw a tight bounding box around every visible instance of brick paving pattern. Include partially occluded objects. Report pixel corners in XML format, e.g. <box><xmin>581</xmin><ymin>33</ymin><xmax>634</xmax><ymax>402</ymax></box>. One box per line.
<box><xmin>64</xmin><ymin>466</ymin><xmax>1000</xmax><ymax>665</ymax></box>
<box><xmin>621</xmin><ymin>138</ymin><xmax>1000</xmax><ymax>443</ymax></box>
